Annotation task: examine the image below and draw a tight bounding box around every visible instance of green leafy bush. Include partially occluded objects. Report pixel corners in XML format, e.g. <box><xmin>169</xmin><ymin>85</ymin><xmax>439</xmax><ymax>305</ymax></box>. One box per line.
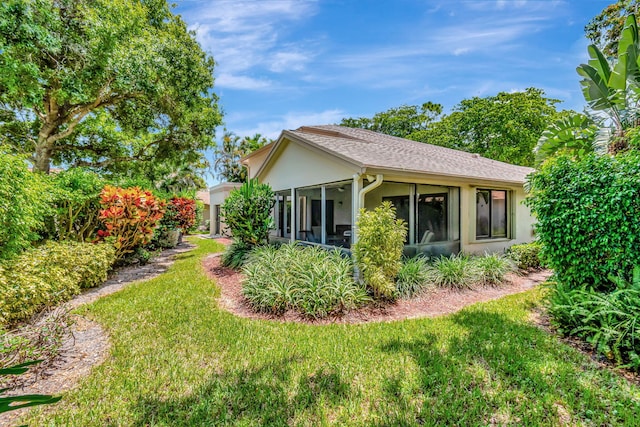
<box><xmin>0</xmin><ymin>151</ymin><xmax>52</xmax><ymax>259</ymax></box>
<box><xmin>48</xmin><ymin>168</ymin><xmax>106</xmax><ymax>242</ymax></box>
<box><xmin>353</xmin><ymin>201</ymin><xmax>407</xmax><ymax>299</ymax></box>
<box><xmin>242</xmin><ymin>244</ymin><xmax>370</xmax><ymax>318</ymax></box>
<box><xmin>526</xmin><ymin>152</ymin><xmax>640</xmax><ymax>291</ymax></box>
<box><xmin>395</xmin><ymin>257</ymin><xmax>432</xmax><ymax>298</ymax></box>
<box><xmin>221</xmin><ymin>179</ymin><xmax>274</xmax><ymax>247</ymax></box>
<box><xmin>547</xmin><ymin>268</ymin><xmax>640</xmax><ymax>371</ymax></box>
<box><xmin>507</xmin><ymin>241</ymin><xmax>543</xmax><ymax>270</ymax></box>
<box><xmin>0</xmin><ymin>241</ymin><xmax>115</xmax><ymax>325</ymax></box>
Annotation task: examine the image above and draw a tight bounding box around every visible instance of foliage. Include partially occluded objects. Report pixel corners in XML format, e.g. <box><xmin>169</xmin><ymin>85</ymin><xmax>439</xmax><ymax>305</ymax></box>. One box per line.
<box><xmin>220</xmin><ymin>241</ymin><xmax>252</xmax><ymax>269</ymax></box>
<box><xmin>395</xmin><ymin>257</ymin><xmax>432</xmax><ymax>298</ymax></box>
<box><xmin>0</xmin><ymin>151</ymin><xmax>51</xmax><ymax>259</ymax></box>
<box><xmin>170</xmin><ymin>197</ymin><xmax>197</xmax><ymax>233</ymax></box>
<box><xmin>585</xmin><ymin>0</ymin><xmax>640</xmax><ymax>57</ymax></box>
<box><xmin>0</xmin><ymin>241</ymin><xmax>115</xmax><ymax>325</ymax></box>
<box><xmin>353</xmin><ymin>202</ymin><xmax>407</xmax><ymax>299</ymax></box>
<box><xmin>429</xmin><ymin>254</ymin><xmax>479</xmax><ymax>289</ymax></box>
<box><xmin>547</xmin><ymin>268</ymin><xmax>640</xmax><ymax>371</ymax></box>
<box><xmin>1</xmin><ymin>361</ymin><xmax>61</xmax><ymax>414</ymax></box>
<box><xmin>214</xmin><ymin>131</ymin><xmax>270</xmax><ymax>182</ymax></box>
<box><xmin>97</xmin><ymin>186</ymin><xmax>164</xmax><ymax>261</ymax></box>
<box><xmin>534</xmin><ymin>114</ymin><xmax>600</xmax><ymax>165</ymax></box>
<box><xmin>0</xmin><ymin>0</ymin><xmax>221</xmax><ymax>173</ymax></box>
<box><xmin>473</xmin><ymin>253</ymin><xmax>515</xmax><ymax>286</ymax></box>
<box><xmin>526</xmin><ymin>152</ymin><xmax>640</xmax><ymax>291</ymax></box>
<box><xmin>340</xmin><ymin>102</ymin><xmax>443</xmax><ymax>139</ymax></box>
<box><xmin>412</xmin><ymin>88</ymin><xmax>561</xmax><ymax>167</ymax></box>
<box><xmin>507</xmin><ymin>242</ymin><xmax>543</xmax><ymax>270</ymax></box>
<box><xmin>242</xmin><ymin>244</ymin><xmax>370</xmax><ymax>318</ymax></box>
<box><xmin>220</xmin><ymin>179</ymin><xmax>274</xmax><ymax>247</ymax></box>
<box><xmin>538</xmin><ymin>14</ymin><xmax>640</xmax><ymax>160</ymax></box>
<box><xmin>22</xmin><ymin>238</ymin><xmax>640</xmax><ymax>426</ymax></box>
<box><xmin>47</xmin><ymin>168</ymin><xmax>107</xmax><ymax>242</ymax></box>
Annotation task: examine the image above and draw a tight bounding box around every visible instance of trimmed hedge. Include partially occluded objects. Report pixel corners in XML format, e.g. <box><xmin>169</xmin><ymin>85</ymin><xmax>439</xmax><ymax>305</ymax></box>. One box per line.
<box><xmin>526</xmin><ymin>152</ymin><xmax>640</xmax><ymax>291</ymax></box>
<box><xmin>0</xmin><ymin>241</ymin><xmax>115</xmax><ymax>325</ymax></box>
<box><xmin>507</xmin><ymin>241</ymin><xmax>543</xmax><ymax>270</ymax></box>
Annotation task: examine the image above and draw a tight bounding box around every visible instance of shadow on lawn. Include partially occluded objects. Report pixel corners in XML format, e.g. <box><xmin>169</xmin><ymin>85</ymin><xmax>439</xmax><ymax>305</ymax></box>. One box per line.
<box><xmin>377</xmin><ymin>309</ymin><xmax>640</xmax><ymax>426</ymax></box>
<box><xmin>132</xmin><ymin>356</ymin><xmax>350</xmax><ymax>426</ymax></box>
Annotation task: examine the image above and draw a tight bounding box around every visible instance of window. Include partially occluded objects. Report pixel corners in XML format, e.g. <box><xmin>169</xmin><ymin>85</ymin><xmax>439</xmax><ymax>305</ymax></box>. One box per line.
<box><xmin>476</xmin><ymin>190</ymin><xmax>507</xmax><ymax>239</ymax></box>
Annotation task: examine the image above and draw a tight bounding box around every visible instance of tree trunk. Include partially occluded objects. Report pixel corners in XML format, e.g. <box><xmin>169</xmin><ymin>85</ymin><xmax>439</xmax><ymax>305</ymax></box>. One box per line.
<box><xmin>34</xmin><ymin>132</ymin><xmax>53</xmax><ymax>174</ymax></box>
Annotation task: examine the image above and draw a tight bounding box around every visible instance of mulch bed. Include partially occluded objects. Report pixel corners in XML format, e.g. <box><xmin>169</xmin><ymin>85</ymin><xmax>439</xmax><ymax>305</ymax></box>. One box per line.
<box><xmin>202</xmin><ymin>255</ymin><xmax>552</xmax><ymax>325</ymax></box>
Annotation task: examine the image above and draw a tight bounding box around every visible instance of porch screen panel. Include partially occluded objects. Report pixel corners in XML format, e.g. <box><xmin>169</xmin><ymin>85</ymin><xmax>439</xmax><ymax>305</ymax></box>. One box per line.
<box><xmin>417</xmin><ymin>194</ymin><xmax>447</xmax><ymax>242</ymax></box>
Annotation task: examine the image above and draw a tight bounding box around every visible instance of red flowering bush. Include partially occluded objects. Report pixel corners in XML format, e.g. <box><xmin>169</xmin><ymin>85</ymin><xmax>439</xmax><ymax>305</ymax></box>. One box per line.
<box><xmin>170</xmin><ymin>197</ymin><xmax>197</xmax><ymax>233</ymax></box>
<box><xmin>97</xmin><ymin>186</ymin><xmax>165</xmax><ymax>260</ymax></box>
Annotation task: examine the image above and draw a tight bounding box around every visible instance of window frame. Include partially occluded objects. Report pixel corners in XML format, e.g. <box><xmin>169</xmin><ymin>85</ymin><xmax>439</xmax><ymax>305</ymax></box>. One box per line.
<box><xmin>475</xmin><ymin>189</ymin><xmax>509</xmax><ymax>240</ymax></box>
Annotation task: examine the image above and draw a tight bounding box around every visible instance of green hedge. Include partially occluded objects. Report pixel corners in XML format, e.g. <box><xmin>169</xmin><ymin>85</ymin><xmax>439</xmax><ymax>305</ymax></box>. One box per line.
<box><xmin>506</xmin><ymin>241</ymin><xmax>543</xmax><ymax>270</ymax></box>
<box><xmin>0</xmin><ymin>241</ymin><xmax>115</xmax><ymax>325</ymax></box>
<box><xmin>526</xmin><ymin>153</ymin><xmax>640</xmax><ymax>291</ymax></box>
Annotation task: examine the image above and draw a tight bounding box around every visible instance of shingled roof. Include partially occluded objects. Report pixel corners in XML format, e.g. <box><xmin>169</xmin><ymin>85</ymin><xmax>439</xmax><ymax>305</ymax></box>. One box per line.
<box><xmin>283</xmin><ymin>125</ymin><xmax>534</xmax><ymax>184</ymax></box>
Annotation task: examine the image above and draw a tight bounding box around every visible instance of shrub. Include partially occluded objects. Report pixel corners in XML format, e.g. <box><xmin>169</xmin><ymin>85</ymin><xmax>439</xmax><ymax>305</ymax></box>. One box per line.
<box><xmin>242</xmin><ymin>244</ymin><xmax>370</xmax><ymax>318</ymax></box>
<box><xmin>547</xmin><ymin>268</ymin><xmax>640</xmax><ymax>371</ymax></box>
<box><xmin>472</xmin><ymin>253</ymin><xmax>515</xmax><ymax>286</ymax></box>
<box><xmin>221</xmin><ymin>179</ymin><xmax>274</xmax><ymax>247</ymax></box>
<box><xmin>48</xmin><ymin>168</ymin><xmax>106</xmax><ymax>242</ymax></box>
<box><xmin>0</xmin><ymin>241</ymin><xmax>115</xmax><ymax>325</ymax></box>
<box><xmin>507</xmin><ymin>241</ymin><xmax>543</xmax><ymax>270</ymax></box>
<box><xmin>170</xmin><ymin>197</ymin><xmax>197</xmax><ymax>233</ymax></box>
<box><xmin>0</xmin><ymin>151</ymin><xmax>51</xmax><ymax>259</ymax></box>
<box><xmin>429</xmin><ymin>254</ymin><xmax>479</xmax><ymax>289</ymax></box>
<box><xmin>353</xmin><ymin>201</ymin><xmax>407</xmax><ymax>299</ymax></box>
<box><xmin>395</xmin><ymin>257</ymin><xmax>432</xmax><ymax>298</ymax></box>
<box><xmin>526</xmin><ymin>152</ymin><xmax>640</xmax><ymax>291</ymax></box>
<box><xmin>221</xmin><ymin>240</ymin><xmax>252</xmax><ymax>269</ymax></box>
<box><xmin>97</xmin><ymin>186</ymin><xmax>165</xmax><ymax>260</ymax></box>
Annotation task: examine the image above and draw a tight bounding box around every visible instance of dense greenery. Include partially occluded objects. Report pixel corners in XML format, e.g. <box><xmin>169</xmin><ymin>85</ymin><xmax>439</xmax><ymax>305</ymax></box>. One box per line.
<box><xmin>340</xmin><ymin>102</ymin><xmax>443</xmax><ymax>139</ymax></box>
<box><xmin>586</xmin><ymin>0</ymin><xmax>640</xmax><ymax>57</ymax></box>
<box><xmin>507</xmin><ymin>241</ymin><xmax>544</xmax><ymax>270</ymax></box>
<box><xmin>0</xmin><ymin>0</ymin><xmax>221</xmax><ymax>173</ymax></box>
<box><xmin>213</xmin><ymin>131</ymin><xmax>270</xmax><ymax>183</ymax></box>
<box><xmin>0</xmin><ymin>151</ymin><xmax>50</xmax><ymax>259</ymax></box>
<box><xmin>353</xmin><ymin>201</ymin><xmax>407</xmax><ymax>299</ymax></box>
<box><xmin>0</xmin><ymin>241</ymin><xmax>115</xmax><ymax>325</ymax></box>
<box><xmin>21</xmin><ymin>238</ymin><xmax>640</xmax><ymax>425</ymax></box>
<box><xmin>220</xmin><ymin>179</ymin><xmax>274</xmax><ymax>247</ymax></box>
<box><xmin>395</xmin><ymin>257</ymin><xmax>432</xmax><ymax>298</ymax></box>
<box><xmin>242</xmin><ymin>244</ymin><xmax>370</xmax><ymax>318</ymax></box>
<box><xmin>527</xmin><ymin>153</ymin><xmax>640</xmax><ymax>291</ymax></box>
<box><xmin>413</xmin><ymin>88</ymin><xmax>561</xmax><ymax>167</ymax></box>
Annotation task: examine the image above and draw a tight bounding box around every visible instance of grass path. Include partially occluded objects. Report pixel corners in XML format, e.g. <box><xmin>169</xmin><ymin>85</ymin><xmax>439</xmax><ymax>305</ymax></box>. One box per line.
<box><xmin>25</xmin><ymin>238</ymin><xmax>640</xmax><ymax>426</ymax></box>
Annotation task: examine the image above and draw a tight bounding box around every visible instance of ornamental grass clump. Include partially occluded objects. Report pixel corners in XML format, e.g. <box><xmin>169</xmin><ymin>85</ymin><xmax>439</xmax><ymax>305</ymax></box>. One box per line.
<box><xmin>242</xmin><ymin>244</ymin><xmax>370</xmax><ymax>318</ymax></box>
<box><xmin>352</xmin><ymin>201</ymin><xmax>407</xmax><ymax>299</ymax></box>
<box><xmin>395</xmin><ymin>257</ymin><xmax>433</xmax><ymax>298</ymax></box>
<box><xmin>472</xmin><ymin>253</ymin><xmax>515</xmax><ymax>286</ymax></box>
<box><xmin>429</xmin><ymin>254</ymin><xmax>479</xmax><ymax>289</ymax></box>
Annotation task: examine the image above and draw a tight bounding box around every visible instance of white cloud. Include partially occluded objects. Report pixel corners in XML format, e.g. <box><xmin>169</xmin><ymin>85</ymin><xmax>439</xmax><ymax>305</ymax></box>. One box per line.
<box><xmin>216</xmin><ymin>74</ymin><xmax>273</xmax><ymax>90</ymax></box>
<box><xmin>232</xmin><ymin>109</ymin><xmax>347</xmax><ymax>140</ymax></box>
<box><xmin>269</xmin><ymin>51</ymin><xmax>312</xmax><ymax>73</ymax></box>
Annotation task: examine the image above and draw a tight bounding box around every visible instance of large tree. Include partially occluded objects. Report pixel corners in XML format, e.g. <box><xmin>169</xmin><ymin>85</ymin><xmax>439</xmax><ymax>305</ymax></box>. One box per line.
<box><xmin>340</xmin><ymin>102</ymin><xmax>443</xmax><ymax>139</ymax></box>
<box><xmin>213</xmin><ymin>132</ymin><xmax>270</xmax><ymax>183</ymax></box>
<box><xmin>0</xmin><ymin>0</ymin><xmax>221</xmax><ymax>173</ymax></box>
<box><xmin>412</xmin><ymin>88</ymin><xmax>561</xmax><ymax>167</ymax></box>
<box><xmin>586</xmin><ymin>0</ymin><xmax>640</xmax><ymax>57</ymax></box>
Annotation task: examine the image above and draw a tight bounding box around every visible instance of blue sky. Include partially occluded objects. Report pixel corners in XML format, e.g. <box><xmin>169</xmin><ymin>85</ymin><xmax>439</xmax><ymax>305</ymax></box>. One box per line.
<box><xmin>173</xmin><ymin>0</ymin><xmax>612</xmax><ymax>179</ymax></box>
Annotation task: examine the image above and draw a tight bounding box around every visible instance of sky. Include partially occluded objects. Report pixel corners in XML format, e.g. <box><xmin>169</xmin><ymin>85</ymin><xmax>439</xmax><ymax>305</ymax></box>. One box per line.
<box><xmin>172</xmin><ymin>0</ymin><xmax>614</xmax><ymax>183</ymax></box>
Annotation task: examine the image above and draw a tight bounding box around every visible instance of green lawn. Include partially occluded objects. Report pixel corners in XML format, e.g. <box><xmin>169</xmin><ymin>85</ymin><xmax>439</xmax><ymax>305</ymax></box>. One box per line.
<box><xmin>26</xmin><ymin>238</ymin><xmax>640</xmax><ymax>426</ymax></box>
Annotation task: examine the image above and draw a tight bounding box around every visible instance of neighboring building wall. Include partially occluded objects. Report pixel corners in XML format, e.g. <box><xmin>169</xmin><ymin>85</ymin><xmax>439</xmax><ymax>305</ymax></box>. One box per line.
<box><xmin>209</xmin><ymin>182</ymin><xmax>242</xmax><ymax>237</ymax></box>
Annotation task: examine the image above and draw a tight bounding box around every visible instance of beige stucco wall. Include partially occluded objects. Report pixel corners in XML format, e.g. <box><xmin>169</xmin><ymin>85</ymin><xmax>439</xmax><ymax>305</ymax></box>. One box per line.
<box><xmin>209</xmin><ymin>183</ymin><xmax>242</xmax><ymax>236</ymax></box>
<box><xmin>258</xmin><ymin>139</ymin><xmax>359</xmax><ymax>191</ymax></box>
<box><xmin>246</xmin><ymin>148</ymin><xmax>271</xmax><ymax>180</ymax></box>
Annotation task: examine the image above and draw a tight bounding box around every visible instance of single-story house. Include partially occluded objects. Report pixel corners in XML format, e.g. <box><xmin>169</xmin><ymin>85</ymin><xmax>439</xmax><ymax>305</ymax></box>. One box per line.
<box><xmin>196</xmin><ymin>190</ymin><xmax>211</xmax><ymax>229</ymax></box>
<box><xmin>213</xmin><ymin>125</ymin><xmax>536</xmax><ymax>256</ymax></box>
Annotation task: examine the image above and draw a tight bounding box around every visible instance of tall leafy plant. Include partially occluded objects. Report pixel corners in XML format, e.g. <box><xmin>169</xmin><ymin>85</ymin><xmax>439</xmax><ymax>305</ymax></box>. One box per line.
<box><xmin>352</xmin><ymin>201</ymin><xmax>407</xmax><ymax>299</ymax></box>
<box><xmin>97</xmin><ymin>186</ymin><xmax>164</xmax><ymax>260</ymax></box>
<box><xmin>220</xmin><ymin>179</ymin><xmax>274</xmax><ymax>246</ymax></box>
